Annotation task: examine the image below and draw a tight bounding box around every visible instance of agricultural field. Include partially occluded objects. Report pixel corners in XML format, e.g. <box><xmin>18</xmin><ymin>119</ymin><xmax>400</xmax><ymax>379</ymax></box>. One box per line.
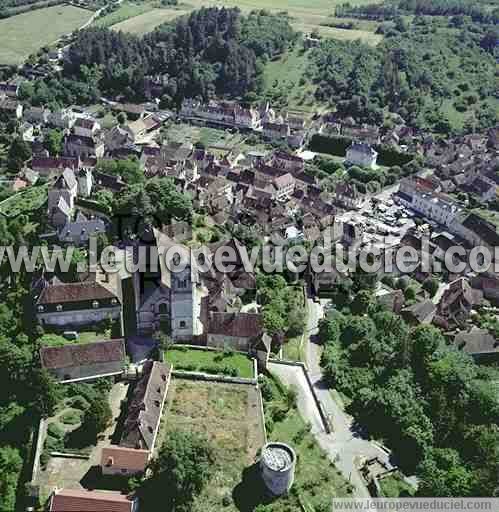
<box><xmin>107</xmin><ymin>0</ymin><xmax>382</xmax><ymax>44</ymax></box>
<box><xmin>94</xmin><ymin>1</ymin><xmax>156</xmax><ymax>28</ymax></box>
<box><xmin>111</xmin><ymin>5</ymin><xmax>190</xmax><ymax>34</ymax></box>
<box><xmin>158</xmin><ymin>378</ymin><xmax>265</xmax><ymax>512</ymax></box>
<box><xmin>0</xmin><ymin>5</ymin><xmax>93</xmax><ymax>65</ymax></box>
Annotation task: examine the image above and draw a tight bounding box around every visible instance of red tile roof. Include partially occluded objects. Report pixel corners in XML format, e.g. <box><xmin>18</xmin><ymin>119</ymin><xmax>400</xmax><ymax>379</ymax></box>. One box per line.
<box><xmin>50</xmin><ymin>489</ymin><xmax>135</xmax><ymax>512</ymax></box>
<box><xmin>101</xmin><ymin>446</ymin><xmax>149</xmax><ymax>472</ymax></box>
<box><xmin>40</xmin><ymin>339</ymin><xmax>126</xmax><ymax>370</ymax></box>
<box><xmin>208</xmin><ymin>312</ymin><xmax>262</xmax><ymax>338</ymax></box>
<box><xmin>37</xmin><ymin>281</ymin><xmax>118</xmax><ymax>305</ymax></box>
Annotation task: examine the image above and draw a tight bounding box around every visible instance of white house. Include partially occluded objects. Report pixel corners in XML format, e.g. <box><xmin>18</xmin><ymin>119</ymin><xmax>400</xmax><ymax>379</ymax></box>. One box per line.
<box><xmin>345</xmin><ymin>142</ymin><xmax>378</xmax><ymax>169</ymax></box>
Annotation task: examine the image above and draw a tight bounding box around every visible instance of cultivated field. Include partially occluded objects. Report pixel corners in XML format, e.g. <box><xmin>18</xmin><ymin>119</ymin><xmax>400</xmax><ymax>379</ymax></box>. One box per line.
<box><xmin>111</xmin><ymin>5</ymin><xmax>190</xmax><ymax>34</ymax></box>
<box><xmin>110</xmin><ymin>0</ymin><xmax>383</xmax><ymax>44</ymax></box>
<box><xmin>158</xmin><ymin>378</ymin><xmax>265</xmax><ymax>512</ymax></box>
<box><xmin>0</xmin><ymin>5</ymin><xmax>93</xmax><ymax>65</ymax></box>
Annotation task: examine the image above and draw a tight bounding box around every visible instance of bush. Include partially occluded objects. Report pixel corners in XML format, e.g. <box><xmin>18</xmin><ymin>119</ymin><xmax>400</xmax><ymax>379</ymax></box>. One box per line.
<box><xmin>67</xmin><ymin>395</ymin><xmax>90</xmax><ymax>411</ymax></box>
<box><xmin>60</xmin><ymin>410</ymin><xmax>82</xmax><ymax>426</ymax></box>
<box><xmin>45</xmin><ymin>434</ymin><xmax>64</xmax><ymax>452</ymax></box>
<box><xmin>47</xmin><ymin>422</ymin><xmax>65</xmax><ymax>439</ymax></box>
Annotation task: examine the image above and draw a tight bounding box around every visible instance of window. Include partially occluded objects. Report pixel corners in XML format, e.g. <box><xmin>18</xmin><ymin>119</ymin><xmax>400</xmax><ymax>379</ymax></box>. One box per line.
<box><xmin>179</xmin><ymin>321</ymin><xmax>186</xmax><ymax>329</ymax></box>
<box><xmin>111</xmin><ymin>298</ymin><xmax>118</xmax><ymax>305</ymax></box>
<box><xmin>37</xmin><ymin>305</ymin><xmax>44</xmax><ymax>313</ymax></box>
<box><xmin>92</xmin><ymin>300</ymin><xmax>99</xmax><ymax>309</ymax></box>
<box><xmin>56</xmin><ymin>304</ymin><xmax>63</xmax><ymax>312</ymax></box>
<box><xmin>121</xmin><ymin>469</ymin><xmax>128</xmax><ymax>474</ymax></box>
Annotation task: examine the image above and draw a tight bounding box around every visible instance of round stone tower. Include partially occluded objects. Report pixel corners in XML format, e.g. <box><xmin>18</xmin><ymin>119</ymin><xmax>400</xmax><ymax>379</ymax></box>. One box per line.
<box><xmin>260</xmin><ymin>442</ymin><xmax>296</xmax><ymax>496</ymax></box>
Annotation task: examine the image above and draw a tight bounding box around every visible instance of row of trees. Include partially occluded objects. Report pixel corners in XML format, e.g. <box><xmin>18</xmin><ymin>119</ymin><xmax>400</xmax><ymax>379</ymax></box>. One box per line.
<box><xmin>320</xmin><ymin>291</ymin><xmax>499</xmax><ymax>496</ymax></box>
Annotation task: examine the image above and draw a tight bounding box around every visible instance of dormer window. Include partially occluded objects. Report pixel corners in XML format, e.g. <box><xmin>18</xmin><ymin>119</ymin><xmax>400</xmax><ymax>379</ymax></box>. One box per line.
<box><xmin>56</xmin><ymin>304</ymin><xmax>63</xmax><ymax>312</ymax></box>
<box><xmin>92</xmin><ymin>300</ymin><xmax>99</xmax><ymax>309</ymax></box>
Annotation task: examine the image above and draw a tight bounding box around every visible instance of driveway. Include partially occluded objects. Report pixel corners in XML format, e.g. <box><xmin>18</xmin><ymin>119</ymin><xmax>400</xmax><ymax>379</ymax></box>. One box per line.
<box><xmin>270</xmin><ymin>299</ymin><xmax>392</xmax><ymax>498</ymax></box>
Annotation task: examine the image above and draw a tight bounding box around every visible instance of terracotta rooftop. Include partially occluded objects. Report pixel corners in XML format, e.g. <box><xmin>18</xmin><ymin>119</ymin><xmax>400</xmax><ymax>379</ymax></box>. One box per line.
<box><xmin>101</xmin><ymin>446</ymin><xmax>149</xmax><ymax>472</ymax></box>
<box><xmin>49</xmin><ymin>489</ymin><xmax>135</xmax><ymax>512</ymax></box>
<box><xmin>37</xmin><ymin>281</ymin><xmax>118</xmax><ymax>305</ymax></box>
<box><xmin>40</xmin><ymin>339</ymin><xmax>126</xmax><ymax>370</ymax></box>
<box><xmin>208</xmin><ymin>312</ymin><xmax>263</xmax><ymax>338</ymax></box>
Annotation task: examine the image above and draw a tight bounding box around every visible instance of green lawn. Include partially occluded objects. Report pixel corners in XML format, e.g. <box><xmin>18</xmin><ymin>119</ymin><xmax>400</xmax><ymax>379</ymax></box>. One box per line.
<box><xmin>158</xmin><ymin>378</ymin><xmax>265</xmax><ymax>512</ymax></box>
<box><xmin>0</xmin><ymin>5</ymin><xmax>93</xmax><ymax>65</ymax></box>
<box><xmin>0</xmin><ymin>184</ymin><xmax>48</xmax><ymax>217</ymax></box>
<box><xmin>165</xmin><ymin>347</ymin><xmax>254</xmax><ymax>379</ymax></box>
<box><xmin>282</xmin><ymin>334</ymin><xmax>305</xmax><ymax>362</ymax></box>
<box><xmin>40</xmin><ymin>330</ymin><xmax>112</xmax><ymax>346</ymax></box>
<box><xmin>262</xmin><ymin>373</ymin><xmax>352</xmax><ymax>509</ymax></box>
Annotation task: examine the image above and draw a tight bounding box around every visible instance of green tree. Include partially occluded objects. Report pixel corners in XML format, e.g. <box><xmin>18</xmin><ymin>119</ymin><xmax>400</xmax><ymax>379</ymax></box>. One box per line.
<box><xmin>417</xmin><ymin>448</ymin><xmax>476</xmax><ymax>497</ymax></box>
<box><xmin>7</xmin><ymin>138</ymin><xmax>31</xmax><ymax>172</ymax></box>
<box><xmin>82</xmin><ymin>395</ymin><xmax>112</xmax><ymax>440</ymax></box>
<box><xmin>44</xmin><ymin>129</ymin><xmax>63</xmax><ymax>156</ymax></box>
<box><xmin>145</xmin><ymin>430</ymin><xmax>214</xmax><ymax>511</ymax></box>
<box><xmin>0</xmin><ymin>445</ymin><xmax>22</xmax><ymax>511</ymax></box>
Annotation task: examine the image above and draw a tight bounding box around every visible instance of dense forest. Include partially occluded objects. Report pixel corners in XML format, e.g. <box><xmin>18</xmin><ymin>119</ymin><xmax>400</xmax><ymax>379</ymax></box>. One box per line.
<box><xmin>20</xmin><ymin>7</ymin><xmax>297</xmax><ymax>107</ymax></box>
<box><xmin>320</xmin><ymin>292</ymin><xmax>499</xmax><ymax>497</ymax></box>
<box><xmin>336</xmin><ymin>0</ymin><xmax>499</xmax><ymax>24</ymax></box>
<box><xmin>310</xmin><ymin>15</ymin><xmax>498</xmax><ymax>133</ymax></box>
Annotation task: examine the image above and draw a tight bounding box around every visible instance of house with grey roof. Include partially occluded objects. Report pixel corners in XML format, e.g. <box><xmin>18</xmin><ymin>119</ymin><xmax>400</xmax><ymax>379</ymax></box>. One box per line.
<box><xmin>345</xmin><ymin>142</ymin><xmax>378</xmax><ymax>169</ymax></box>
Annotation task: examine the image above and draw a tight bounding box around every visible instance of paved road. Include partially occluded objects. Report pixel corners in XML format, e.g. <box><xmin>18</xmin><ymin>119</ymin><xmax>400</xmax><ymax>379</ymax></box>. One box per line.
<box><xmin>270</xmin><ymin>299</ymin><xmax>393</xmax><ymax>498</ymax></box>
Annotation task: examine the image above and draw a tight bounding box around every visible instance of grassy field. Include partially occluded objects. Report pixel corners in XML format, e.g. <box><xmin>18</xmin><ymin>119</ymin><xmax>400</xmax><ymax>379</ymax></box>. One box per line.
<box><xmin>111</xmin><ymin>5</ymin><xmax>190</xmax><ymax>34</ymax></box>
<box><xmin>163</xmin><ymin>121</ymin><xmax>267</xmax><ymax>152</ymax></box>
<box><xmin>262</xmin><ymin>46</ymin><xmax>321</xmax><ymax>115</ymax></box>
<box><xmin>262</xmin><ymin>373</ymin><xmax>352</xmax><ymax>509</ymax></box>
<box><xmin>94</xmin><ymin>1</ymin><xmax>156</xmax><ymax>28</ymax></box>
<box><xmin>165</xmin><ymin>347</ymin><xmax>254</xmax><ymax>378</ymax></box>
<box><xmin>159</xmin><ymin>378</ymin><xmax>265</xmax><ymax>512</ymax></box>
<box><xmin>0</xmin><ymin>184</ymin><xmax>48</xmax><ymax>217</ymax></box>
<box><xmin>0</xmin><ymin>5</ymin><xmax>93</xmax><ymax>65</ymax></box>
<box><xmin>108</xmin><ymin>0</ymin><xmax>382</xmax><ymax>44</ymax></box>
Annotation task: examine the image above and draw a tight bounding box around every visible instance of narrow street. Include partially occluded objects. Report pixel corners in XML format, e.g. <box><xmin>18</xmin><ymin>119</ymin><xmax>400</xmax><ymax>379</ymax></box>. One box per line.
<box><xmin>270</xmin><ymin>299</ymin><xmax>393</xmax><ymax>498</ymax></box>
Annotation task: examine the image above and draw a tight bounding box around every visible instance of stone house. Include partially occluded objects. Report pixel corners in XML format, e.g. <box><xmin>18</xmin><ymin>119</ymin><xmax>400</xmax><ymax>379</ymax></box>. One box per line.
<box><xmin>47</xmin><ymin>168</ymin><xmax>78</xmax><ymax>226</ymax></box>
<box><xmin>263</xmin><ymin>122</ymin><xmax>290</xmax><ymax>140</ymax></box>
<box><xmin>345</xmin><ymin>142</ymin><xmax>378</xmax><ymax>169</ymax></box>
<box><xmin>101</xmin><ymin>447</ymin><xmax>149</xmax><ymax>477</ymax></box>
<box><xmin>40</xmin><ymin>339</ymin><xmax>126</xmax><ymax>383</ymax></box>
<box><xmin>49</xmin><ymin>108</ymin><xmax>77</xmax><ymax>129</ymax></box>
<box><xmin>273</xmin><ymin>173</ymin><xmax>295</xmax><ymax>201</ymax></box>
<box><xmin>48</xmin><ymin>489</ymin><xmax>139</xmax><ymax>512</ymax></box>
<box><xmin>206</xmin><ymin>312</ymin><xmax>263</xmax><ymax>351</ymax></box>
<box><xmin>24</xmin><ymin>106</ymin><xmax>51</xmax><ymax>125</ymax></box>
<box><xmin>0</xmin><ymin>98</ymin><xmax>23</xmax><ymax>119</ymax></box>
<box><xmin>121</xmin><ymin>361</ymin><xmax>171</xmax><ymax>452</ymax></box>
<box><xmin>64</xmin><ymin>134</ymin><xmax>105</xmax><ymax>159</ymax></box>
<box><xmin>31</xmin><ymin>156</ymin><xmax>80</xmax><ymax>177</ymax></box>
<box><xmin>35</xmin><ymin>273</ymin><xmax>122</xmax><ymax>329</ymax></box>
<box><xmin>454</xmin><ymin>328</ymin><xmax>499</xmax><ymax>363</ymax></box>
<box><xmin>58</xmin><ymin>212</ymin><xmax>106</xmax><ymax>245</ymax></box>
<box><xmin>74</xmin><ymin>117</ymin><xmax>101</xmax><ymax>138</ymax></box>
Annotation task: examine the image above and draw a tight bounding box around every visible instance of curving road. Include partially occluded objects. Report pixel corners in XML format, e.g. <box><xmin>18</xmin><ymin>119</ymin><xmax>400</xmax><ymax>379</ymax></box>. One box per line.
<box><xmin>270</xmin><ymin>299</ymin><xmax>393</xmax><ymax>498</ymax></box>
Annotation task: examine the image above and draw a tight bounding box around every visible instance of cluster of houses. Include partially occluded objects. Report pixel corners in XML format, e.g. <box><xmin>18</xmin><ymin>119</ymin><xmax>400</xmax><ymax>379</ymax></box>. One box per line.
<box><xmin>180</xmin><ymin>98</ymin><xmax>309</xmax><ymax>148</ymax></box>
